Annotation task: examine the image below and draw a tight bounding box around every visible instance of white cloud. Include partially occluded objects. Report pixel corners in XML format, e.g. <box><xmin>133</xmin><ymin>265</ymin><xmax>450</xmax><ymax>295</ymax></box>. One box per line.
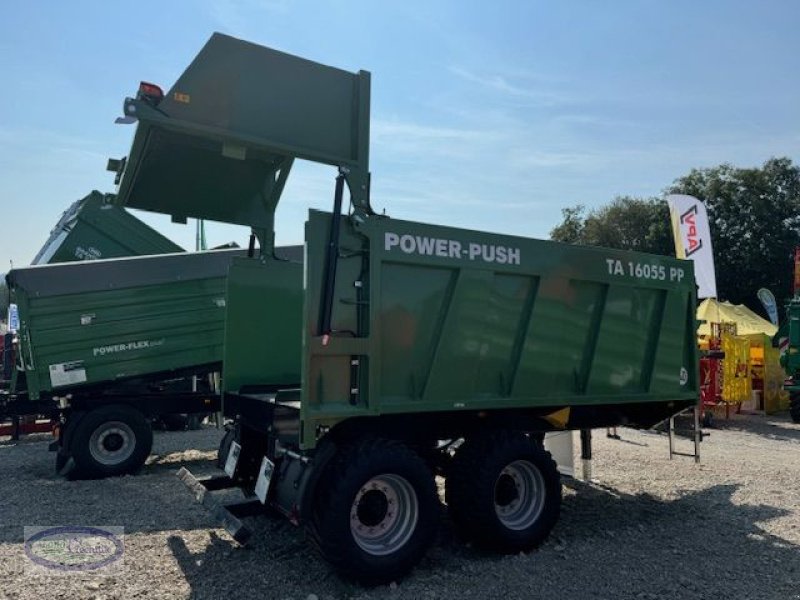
<box><xmin>448</xmin><ymin>66</ymin><xmax>574</xmax><ymax>107</ymax></box>
<box><xmin>373</xmin><ymin>119</ymin><xmax>494</xmax><ymax>143</ymax></box>
<box><xmin>371</xmin><ymin>117</ymin><xmax>503</xmax><ymax>162</ymax></box>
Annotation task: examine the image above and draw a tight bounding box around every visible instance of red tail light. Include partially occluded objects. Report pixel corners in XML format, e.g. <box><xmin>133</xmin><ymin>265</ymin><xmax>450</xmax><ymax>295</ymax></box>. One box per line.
<box><xmin>138</xmin><ymin>81</ymin><xmax>164</xmax><ymax>103</ymax></box>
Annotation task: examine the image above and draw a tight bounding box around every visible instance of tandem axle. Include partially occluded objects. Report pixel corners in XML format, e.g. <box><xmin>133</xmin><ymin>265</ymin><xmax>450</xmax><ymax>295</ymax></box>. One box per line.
<box><xmin>179</xmin><ymin>392</ymin><xmax>695</xmax><ymax>584</ymax></box>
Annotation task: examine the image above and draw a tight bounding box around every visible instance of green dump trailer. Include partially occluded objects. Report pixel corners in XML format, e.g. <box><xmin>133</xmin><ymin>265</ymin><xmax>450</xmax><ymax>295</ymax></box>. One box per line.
<box><xmin>109</xmin><ymin>33</ymin><xmax>699</xmax><ymax>583</ymax></box>
<box><xmin>2</xmin><ymin>190</ymin><xmax>183</xmax><ymax>397</ymax></box>
<box><xmin>3</xmin><ymin>246</ymin><xmax>303</xmax><ymax>478</ymax></box>
<box><xmin>776</xmin><ymin>298</ymin><xmax>800</xmax><ymax>422</ymax></box>
<box><xmin>3</xmin><ymin>191</ymin><xmax>183</xmax><ymax>436</ymax></box>
<box><xmin>32</xmin><ymin>190</ymin><xmax>183</xmax><ymax>264</ymax></box>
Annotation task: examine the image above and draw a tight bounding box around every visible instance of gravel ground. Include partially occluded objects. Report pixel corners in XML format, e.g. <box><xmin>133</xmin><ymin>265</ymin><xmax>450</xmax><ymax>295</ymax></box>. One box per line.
<box><xmin>1</xmin><ymin>413</ymin><xmax>799</xmax><ymax>600</ymax></box>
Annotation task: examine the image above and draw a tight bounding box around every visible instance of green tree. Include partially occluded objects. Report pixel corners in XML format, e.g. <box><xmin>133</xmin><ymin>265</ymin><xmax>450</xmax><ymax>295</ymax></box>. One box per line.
<box><xmin>550</xmin><ymin>196</ymin><xmax>673</xmax><ymax>255</ymax></box>
<box><xmin>549</xmin><ymin>158</ymin><xmax>800</xmax><ymax>311</ymax></box>
<box><xmin>549</xmin><ymin>205</ymin><xmax>586</xmax><ymax>245</ymax></box>
<box><xmin>668</xmin><ymin>157</ymin><xmax>800</xmax><ymax>307</ymax></box>
<box><xmin>0</xmin><ymin>277</ymin><xmax>7</xmax><ymax>319</ymax></box>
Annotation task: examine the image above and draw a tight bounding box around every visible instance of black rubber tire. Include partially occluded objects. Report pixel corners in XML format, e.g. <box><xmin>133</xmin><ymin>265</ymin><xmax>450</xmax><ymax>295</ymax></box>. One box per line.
<box><xmin>307</xmin><ymin>438</ymin><xmax>440</xmax><ymax>585</ymax></box>
<box><xmin>160</xmin><ymin>414</ymin><xmax>189</xmax><ymax>431</ymax></box>
<box><xmin>446</xmin><ymin>430</ymin><xmax>561</xmax><ymax>553</ymax></box>
<box><xmin>69</xmin><ymin>404</ymin><xmax>153</xmax><ymax>479</ymax></box>
<box><xmin>55</xmin><ymin>451</ymin><xmax>69</xmax><ymax>474</ymax></box>
<box><xmin>217</xmin><ymin>426</ymin><xmax>238</xmax><ymax>470</ymax></box>
<box><xmin>790</xmin><ymin>393</ymin><xmax>800</xmax><ymax>424</ymax></box>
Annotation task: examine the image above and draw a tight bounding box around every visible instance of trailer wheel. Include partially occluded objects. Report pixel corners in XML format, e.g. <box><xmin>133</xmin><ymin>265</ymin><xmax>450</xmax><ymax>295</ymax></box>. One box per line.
<box><xmin>790</xmin><ymin>393</ymin><xmax>800</xmax><ymax>424</ymax></box>
<box><xmin>308</xmin><ymin>438</ymin><xmax>439</xmax><ymax>585</ymax></box>
<box><xmin>446</xmin><ymin>431</ymin><xmax>561</xmax><ymax>553</ymax></box>
<box><xmin>69</xmin><ymin>405</ymin><xmax>153</xmax><ymax>479</ymax></box>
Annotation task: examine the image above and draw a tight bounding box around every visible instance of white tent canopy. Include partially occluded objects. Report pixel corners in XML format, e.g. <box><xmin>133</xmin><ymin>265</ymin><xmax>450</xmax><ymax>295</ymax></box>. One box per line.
<box><xmin>697</xmin><ymin>298</ymin><xmax>777</xmax><ymax>337</ymax></box>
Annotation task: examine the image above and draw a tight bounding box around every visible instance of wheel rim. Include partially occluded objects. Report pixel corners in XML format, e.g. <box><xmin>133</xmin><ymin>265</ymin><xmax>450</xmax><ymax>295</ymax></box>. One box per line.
<box><xmin>494</xmin><ymin>459</ymin><xmax>546</xmax><ymax>530</ymax></box>
<box><xmin>350</xmin><ymin>474</ymin><xmax>419</xmax><ymax>556</ymax></box>
<box><xmin>89</xmin><ymin>421</ymin><xmax>136</xmax><ymax>466</ymax></box>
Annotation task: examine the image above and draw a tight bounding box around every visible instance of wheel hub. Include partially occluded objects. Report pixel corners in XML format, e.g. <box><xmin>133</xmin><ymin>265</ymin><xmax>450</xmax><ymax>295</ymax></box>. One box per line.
<box><xmin>356</xmin><ymin>488</ymin><xmax>391</xmax><ymax>527</ymax></box>
<box><xmin>495</xmin><ymin>472</ymin><xmax>521</xmax><ymax>510</ymax></box>
<box><xmin>493</xmin><ymin>459</ymin><xmax>546</xmax><ymax>530</ymax></box>
<box><xmin>89</xmin><ymin>421</ymin><xmax>136</xmax><ymax>466</ymax></box>
<box><xmin>350</xmin><ymin>474</ymin><xmax>418</xmax><ymax>556</ymax></box>
<box><xmin>103</xmin><ymin>432</ymin><xmax>125</xmax><ymax>452</ymax></box>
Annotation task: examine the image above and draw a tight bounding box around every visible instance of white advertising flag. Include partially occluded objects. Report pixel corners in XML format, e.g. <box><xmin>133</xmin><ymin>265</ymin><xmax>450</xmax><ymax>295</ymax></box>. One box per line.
<box><xmin>7</xmin><ymin>303</ymin><xmax>20</xmax><ymax>334</ymax></box>
<box><xmin>666</xmin><ymin>194</ymin><xmax>717</xmax><ymax>298</ymax></box>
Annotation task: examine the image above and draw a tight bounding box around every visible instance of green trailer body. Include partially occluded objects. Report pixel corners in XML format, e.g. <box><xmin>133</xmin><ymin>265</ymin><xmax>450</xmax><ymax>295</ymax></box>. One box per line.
<box><xmin>776</xmin><ymin>298</ymin><xmax>800</xmax><ymax>421</ymax></box>
<box><xmin>8</xmin><ymin>247</ymin><xmax>303</xmax><ymax>402</ymax></box>
<box><xmin>9</xmin><ymin>249</ymin><xmax>240</xmax><ymax>401</ymax></box>
<box><xmin>112</xmin><ymin>33</ymin><xmax>698</xmax><ymax>440</ymax></box>
<box><xmin>219</xmin><ymin>211</ymin><xmax>698</xmax><ymax>449</ymax></box>
<box><xmin>223</xmin><ymin>257</ymin><xmax>304</xmax><ymax>395</ymax></box>
<box><xmin>32</xmin><ymin>190</ymin><xmax>183</xmax><ymax>264</ymax></box>
<box><xmin>296</xmin><ymin>211</ymin><xmax>698</xmax><ymax>448</ymax></box>
<box><xmin>108</xmin><ymin>33</ymin><xmax>370</xmax><ymax>250</ymax></box>
<box><xmin>109</xmin><ymin>33</ymin><xmax>700</xmax><ymax>582</ymax></box>
<box><xmin>777</xmin><ymin>299</ymin><xmax>800</xmax><ymax>380</ymax></box>
<box><xmin>4</xmin><ymin>242</ymin><xmax>301</xmax><ymax>478</ymax></box>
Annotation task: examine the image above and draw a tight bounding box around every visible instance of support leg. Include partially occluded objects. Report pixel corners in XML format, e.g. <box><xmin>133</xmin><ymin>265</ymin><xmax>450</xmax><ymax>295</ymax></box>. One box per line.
<box><xmin>668</xmin><ymin>416</ymin><xmax>675</xmax><ymax>459</ymax></box>
<box><xmin>580</xmin><ymin>428</ymin><xmax>592</xmax><ymax>481</ymax></box>
<box><xmin>693</xmin><ymin>404</ymin><xmax>701</xmax><ymax>464</ymax></box>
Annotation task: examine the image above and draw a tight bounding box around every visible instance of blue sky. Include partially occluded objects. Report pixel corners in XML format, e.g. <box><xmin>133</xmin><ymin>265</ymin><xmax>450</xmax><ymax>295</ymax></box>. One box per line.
<box><xmin>1</xmin><ymin>1</ymin><xmax>799</xmax><ymax>267</ymax></box>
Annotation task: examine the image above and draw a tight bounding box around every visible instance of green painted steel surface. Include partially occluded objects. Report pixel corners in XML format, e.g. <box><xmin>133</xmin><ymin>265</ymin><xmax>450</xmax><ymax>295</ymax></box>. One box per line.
<box><xmin>112</xmin><ymin>32</ymin><xmax>371</xmax><ymax>248</ymax></box>
<box><xmin>778</xmin><ymin>299</ymin><xmax>800</xmax><ymax>390</ymax></box>
<box><xmin>223</xmin><ymin>257</ymin><xmax>304</xmax><ymax>394</ymax></box>
<box><xmin>8</xmin><ymin>250</ymin><xmax>242</xmax><ymax>400</ymax></box>
<box><xmin>300</xmin><ymin>211</ymin><xmax>699</xmax><ymax>447</ymax></box>
<box><xmin>33</xmin><ymin>191</ymin><xmax>183</xmax><ymax>264</ymax></box>
<box><xmin>108</xmin><ymin>34</ymin><xmax>700</xmax><ymax>450</ymax></box>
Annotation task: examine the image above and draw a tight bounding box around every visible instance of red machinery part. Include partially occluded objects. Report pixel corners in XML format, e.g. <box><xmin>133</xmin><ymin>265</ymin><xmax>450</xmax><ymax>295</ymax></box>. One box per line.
<box><xmin>700</xmin><ymin>357</ymin><xmax>722</xmax><ymax>407</ymax></box>
<box><xmin>0</xmin><ymin>419</ymin><xmax>57</xmax><ymax>437</ymax></box>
